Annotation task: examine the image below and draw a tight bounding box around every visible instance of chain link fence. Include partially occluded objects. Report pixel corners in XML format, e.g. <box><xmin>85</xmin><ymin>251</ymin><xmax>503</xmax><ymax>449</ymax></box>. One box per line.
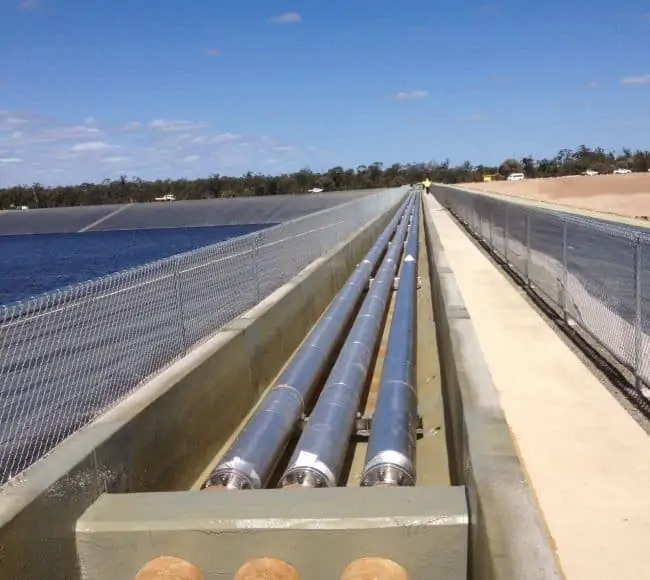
<box><xmin>0</xmin><ymin>187</ymin><xmax>407</xmax><ymax>485</ymax></box>
<box><xmin>433</xmin><ymin>184</ymin><xmax>650</xmax><ymax>394</ymax></box>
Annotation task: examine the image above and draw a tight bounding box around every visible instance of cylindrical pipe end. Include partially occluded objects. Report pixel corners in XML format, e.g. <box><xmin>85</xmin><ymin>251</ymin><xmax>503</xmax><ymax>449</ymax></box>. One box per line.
<box><xmin>233</xmin><ymin>557</ymin><xmax>300</xmax><ymax>579</ymax></box>
<box><xmin>340</xmin><ymin>557</ymin><xmax>409</xmax><ymax>580</ymax></box>
<box><xmin>360</xmin><ymin>464</ymin><xmax>414</xmax><ymax>487</ymax></box>
<box><xmin>135</xmin><ymin>556</ymin><xmax>204</xmax><ymax>580</ymax></box>
<box><xmin>282</xmin><ymin>483</ymin><xmax>311</xmax><ymax>490</ymax></box>
<box><xmin>279</xmin><ymin>467</ymin><xmax>330</xmax><ymax>489</ymax></box>
<box><xmin>202</xmin><ymin>468</ymin><xmax>256</xmax><ymax>491</ymax></box>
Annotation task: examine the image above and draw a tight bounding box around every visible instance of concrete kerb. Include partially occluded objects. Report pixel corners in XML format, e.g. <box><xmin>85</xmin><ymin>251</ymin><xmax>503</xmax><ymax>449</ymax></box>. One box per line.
<box><xmin>76</xmin><ymin>487</ymin><xmax>468</xmax><ymax>579</ymax></box>
<box><xmin>0</xmin><ymin>193</ymin><xmax>407</xmax><ymax>580</ymax></box>
<box><xmin>421</xmin><ymin>196</ymin><xmax>563</xmax><ymax>580</ymax></box>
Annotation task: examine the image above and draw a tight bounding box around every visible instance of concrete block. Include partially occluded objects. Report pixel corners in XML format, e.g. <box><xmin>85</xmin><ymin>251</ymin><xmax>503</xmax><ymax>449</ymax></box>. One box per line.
<box><xmin>76</xmin><ymin>486</ymin><xmax>468</xmax><ymax>580</ymax></box>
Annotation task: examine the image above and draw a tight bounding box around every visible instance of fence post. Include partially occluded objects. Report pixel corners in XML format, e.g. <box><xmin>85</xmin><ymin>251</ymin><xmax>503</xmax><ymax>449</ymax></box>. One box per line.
<box><xmin>525</xmin><ymin>213</ymin><xmax>531</xmax><ymax>285</ymax></box>
<box><xmin>504</xmin><ymin>203</ymin><xmax>510</xmax><ymax>265</ymax></box>
<box><xmin>562</xmin><ymin>220</ymin><xmax>569</xmax><ymax>323</ymax></box>
<box><xmin>634</xmin><ymin>238</ymin><xmax>642</xmax><ymax>391</ymax></box>
<box><xmin>253</xmin><ymin>233</ymin><xmax>262</xmax><ymax>303</ymax></box>
<box><xmin>489</xmin><ymin>203</ymin><xmax>494</xmax><ymax>249</ymax></box>
<box><xmin>293</xmin><ymin>225</ymin><xmax>301</xmax><ymax>275</ymax></box>
<box><xmin>173</xmin><ymin>257</ymin><xmax>188</xmax><ymax>354</ymax></box>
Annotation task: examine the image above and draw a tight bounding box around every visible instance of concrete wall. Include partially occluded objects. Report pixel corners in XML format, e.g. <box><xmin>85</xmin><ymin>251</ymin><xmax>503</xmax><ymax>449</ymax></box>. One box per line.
<box><xmin>0</xmin><ymin>194</ymin><xmax>405</xmax><ymax>580</ymax></box>
<box><xmin>76</xmin><ymin>487</ymin><xmax>468</xmax><ymax>579</ymax></box>
<box><xmin>421</xmin><ymin>198</ymin><xmax>563</xmax><ymax>580</ymax></box>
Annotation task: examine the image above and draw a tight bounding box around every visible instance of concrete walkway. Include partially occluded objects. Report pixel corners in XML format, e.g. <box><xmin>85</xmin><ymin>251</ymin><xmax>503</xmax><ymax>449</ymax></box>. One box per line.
<box><xmin>424</xmin><ymin>194</ymin><xmax>650</xmax><ymax>580</ymax></box>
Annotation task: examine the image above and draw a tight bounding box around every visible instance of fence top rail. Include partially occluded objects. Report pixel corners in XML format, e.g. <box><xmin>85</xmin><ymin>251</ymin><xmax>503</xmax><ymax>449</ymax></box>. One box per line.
<box><xmin>1</xmin><ymin>188</ymin><xmax>405</xmax><ymax>320</ymax></box>
<box><xmin>434</xmin><ymin>184</ymin><xmax>650</xmax><ymax>244</ymax></box>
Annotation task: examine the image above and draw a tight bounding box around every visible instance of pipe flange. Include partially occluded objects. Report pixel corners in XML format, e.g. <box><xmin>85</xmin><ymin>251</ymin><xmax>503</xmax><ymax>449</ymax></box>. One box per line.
<box><xmin>203</xmin><ymin>456</ymin><xmax>262</xmax><ymax>490</ymax></box>
<box><xmin>280</xmin><ymin>466</ymin><xmax>331</xmax><ymax>489</ymax></box>
<box><xmin>360</xmin><ymin>450</ymin><xmax>415</xmax><ymax>487</ymax></box>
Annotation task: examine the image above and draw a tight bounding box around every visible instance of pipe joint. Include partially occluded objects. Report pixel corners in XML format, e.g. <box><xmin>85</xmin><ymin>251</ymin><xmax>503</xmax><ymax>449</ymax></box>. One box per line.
<box><xmin>203</xmin><ymin>456</ymin><xmax>262</xmax><ymax>490</ymax></box>
<box><xmin>360</xmin><ymin>450</ymin><xmax>415</xmax><ymax>487</ymax></box>
<box><xmin>280</xmin><ymin>466</ymin><xmax>332</xmax><ymax>489</ymax></box>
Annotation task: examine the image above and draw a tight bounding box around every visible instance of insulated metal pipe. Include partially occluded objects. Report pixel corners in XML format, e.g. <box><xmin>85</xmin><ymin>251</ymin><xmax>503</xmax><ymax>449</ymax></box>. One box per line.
<box><xmin>360</xmin><ymin>195</ymin><xmax>420</xmax><ymax>487</ymax></box>
<box><xmin>278</xmin><ymin>200</ymin><xmax>415</xmax><ymax>488</ymax></box>
<box><xmin>201</xmin><ymin>193</ymin><xmax>413</xmax><ymax>490</ymax></box>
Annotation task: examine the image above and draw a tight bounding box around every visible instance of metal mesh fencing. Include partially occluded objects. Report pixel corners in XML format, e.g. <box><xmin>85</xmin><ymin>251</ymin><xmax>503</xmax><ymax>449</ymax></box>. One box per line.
<box><xmin>433</xmin><ymin>185</ymin><xmax>650</xmax><ymax>394</ymax></box>
<box><xmin>0</xmin><ymin>187</ymin><xmax>407</xmax><ymax>484</ymax></box>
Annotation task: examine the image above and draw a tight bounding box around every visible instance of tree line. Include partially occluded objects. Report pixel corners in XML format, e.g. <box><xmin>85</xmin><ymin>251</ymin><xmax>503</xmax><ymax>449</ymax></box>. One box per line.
<box><xmin>2</xmin><ymin>145</ymin><xmax>649</xmax><ymax>210</ymax></box>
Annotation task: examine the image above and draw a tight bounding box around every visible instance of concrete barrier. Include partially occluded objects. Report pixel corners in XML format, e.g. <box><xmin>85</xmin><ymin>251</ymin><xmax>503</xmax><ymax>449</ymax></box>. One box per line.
<box><xmin>422</xmin><ymin>198</ymin><xmax>563</xmax><ymax>580</ymax></box>
<box><xmin>0</xmin><ymin>193</ymin><xmax>406</xmax><ymax>580</ymax></box>
<box><xmin>76</xmin><ymin>486</ymin><xmax>468</xmax><ymax>579</ymax></box>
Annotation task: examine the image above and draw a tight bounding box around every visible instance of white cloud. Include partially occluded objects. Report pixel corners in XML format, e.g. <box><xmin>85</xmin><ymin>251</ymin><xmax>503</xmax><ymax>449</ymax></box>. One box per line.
<box><xmin>212</xmin><ymin>132</ymin><xmax>241</xmax><ymax>143</ymax></box>
<box><xmin>148</xmin><ymin>119</ymin><xmax>206</xmax><ymax>131</ymax></box>
<box><xmin>37</xmin><ymin>125</ymin><xmax>103</xmax><ymax>142</ymax></box>
<box><xmin>0</xmin><ymin>109</ymin><xmax>303</xmax><ymax>186</ymax></box>
<box><xmin>586</xmin><ymin>80</ymin><xmax>600</xmax><ymax>88</ymax></box>
<box><xmin>204</xmin><ymin>48</ymin><xmax>222</xmax><ymax>56</ymax></box>
<box><xmin>186</xmin><ymin>133</ymin><xmax>242</xmax><ymax>145</ymax></box>
<box><xmin>393</xmin><ymin>90</ymin><xmax>428</xmax><ymax>100</ymax></box>
<box><xmin>120</xmin><ymin>121</ymin><xmax>143</xmax><ymax>132</ymax></box>
<box><xmin>70</xmin><ymin>141</ymin><xmax>110</xmax><ymax>152</ymax></box>
<box><xmin>620</xmin><ymin>74</ymin><xmax>650</xmax><ymax>85</ymax></box>
<box><xmin>102</xmin><ymin>156</ymin><xmax>131</xmax><ymax>163</ymax></box>
<box><xmin>269</xmin><ymin>12</ymin><xmax>301</xmax><ymax>24</ymax></box>
<box><xmin>0</xmin><ymin>111</ymin><xmax>29</xmax><ymax>130</ymax></box>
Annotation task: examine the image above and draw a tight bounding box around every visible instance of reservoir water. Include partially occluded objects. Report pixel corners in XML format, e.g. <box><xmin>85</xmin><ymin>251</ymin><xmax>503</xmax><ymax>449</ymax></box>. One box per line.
<box><xmin>0</xmin><ymin>224</ymin><xmax>271</xmax><ymax>306</ymax></box>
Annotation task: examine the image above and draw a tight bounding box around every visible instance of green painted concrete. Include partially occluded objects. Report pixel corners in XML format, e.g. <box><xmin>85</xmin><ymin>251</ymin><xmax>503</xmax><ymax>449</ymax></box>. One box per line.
<box><xmin>76</xmin><ymin>487</ymin><xmax>468</xmax><ymax>579</ymax></box>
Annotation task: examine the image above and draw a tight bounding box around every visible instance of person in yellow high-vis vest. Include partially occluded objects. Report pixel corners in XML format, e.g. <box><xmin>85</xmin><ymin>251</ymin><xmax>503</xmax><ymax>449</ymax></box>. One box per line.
<box><xmin>422</xmin><ymin>178</ymin><xmax>432</xmax><ymax>194</ymax></box>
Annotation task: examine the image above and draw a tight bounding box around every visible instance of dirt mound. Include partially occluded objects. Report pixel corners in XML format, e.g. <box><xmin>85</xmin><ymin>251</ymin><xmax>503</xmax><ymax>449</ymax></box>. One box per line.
<box><xmin>462</xmin><ymin>173</ymin><xmax>650</xmax><ymax>219</ymax></box>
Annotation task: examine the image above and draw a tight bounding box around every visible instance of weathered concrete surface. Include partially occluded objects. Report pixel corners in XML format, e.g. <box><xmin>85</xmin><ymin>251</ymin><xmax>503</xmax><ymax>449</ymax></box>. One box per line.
<box><xmin>0</xmin><ymin>196</ymin><xmax>404</xmax><ymax>580</ymax></box>
<box><xmin>413</xmin><ymin>206</ymin><xmax>450</xmax><ymax>486</ymax></box>
<box><xmin>76</xmin><ymin>486</ymin><xmax>468</xmax><ymax>580</ymax></box>
<box><xmin>425</xmin><ymin>194</ymin><xmax>650</xmax><ymax>579</ymax></box>
<box><xmin>422</xmin><ymin>194</ymin><xmax>562</xmax><ymax>580</ymax></box>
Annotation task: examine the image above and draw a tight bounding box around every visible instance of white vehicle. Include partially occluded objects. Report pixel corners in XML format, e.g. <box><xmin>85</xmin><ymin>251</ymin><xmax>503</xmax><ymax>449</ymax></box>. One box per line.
<box><xmin>308</xmin><ymin>187</ymin><xmax>324</xmax><ymax>193</ymax></box>
<box><xmin>506</xmin><ymin>172</ymin><xmax>525</xmax><ymax>181</ymax></box>
<box><xmin>613</xmin><ymin>168</ymin><xmax>631</xmax><ymax>174</ymax></box>
<box><xmin>154</xmin><ymin>194</ymin><xmax>176</xmax><ymax>202</ymax></box>
<box><xmin>583</xmin><ymin>169</ymin><xmax>599</xmax><ymax>176</ymax></box>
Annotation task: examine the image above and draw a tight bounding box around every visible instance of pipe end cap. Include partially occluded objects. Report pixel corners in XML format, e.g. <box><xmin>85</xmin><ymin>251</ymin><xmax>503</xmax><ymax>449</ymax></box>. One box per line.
<box><xmin>234</xmin><ymin>557</ymin><xmax>300</xmax><ymax>579</ymax></box>
<box><xmin>340</xmin><ymin>557</ymin><xmax>409</xmax><ymax>580</ymax></box>
<box><xmin>135</xmin><ymin>556</ymin><xmax>203</xmax><ymax>580</ymax></box>
<box><xmin>201</xmin><ymin>484</ymin><xmax>231</xmax><ymax>492</ymax></box>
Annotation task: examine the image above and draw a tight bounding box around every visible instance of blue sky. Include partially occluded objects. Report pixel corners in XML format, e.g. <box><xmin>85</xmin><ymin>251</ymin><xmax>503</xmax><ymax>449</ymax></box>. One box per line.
<box><xmin>1</xmin><ymin>0</ymin><xmax>649</xmax><ymax>187</ymax></box>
